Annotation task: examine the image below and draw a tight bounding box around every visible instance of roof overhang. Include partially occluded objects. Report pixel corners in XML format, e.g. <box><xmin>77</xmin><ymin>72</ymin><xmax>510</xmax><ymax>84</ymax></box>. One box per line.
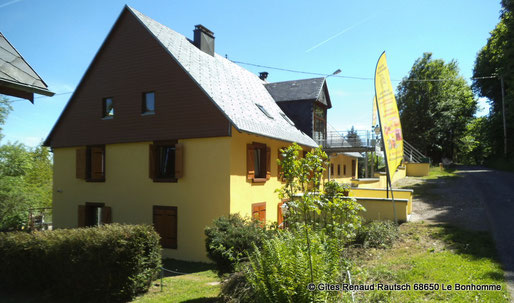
<box><xmin>0</xmin><ymin>79</ymin><xmax>54</xmax><ymax>103</ymax></box>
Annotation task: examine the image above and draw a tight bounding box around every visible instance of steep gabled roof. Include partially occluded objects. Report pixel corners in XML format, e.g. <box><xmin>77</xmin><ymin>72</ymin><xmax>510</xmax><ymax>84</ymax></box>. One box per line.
<box><xmin>265</xmin><ymin>77</ymin><xmax>332</xmax><ymax>108</ymax></box>
<box><xmin>127</xmin><ymin>7</ymin><xmax>317</xmax><ymax>147</ymax></box>
<box><xmin>0</xmin><ymin>32</ymin><xmax>54</xmax><ymax>102</ymax></box>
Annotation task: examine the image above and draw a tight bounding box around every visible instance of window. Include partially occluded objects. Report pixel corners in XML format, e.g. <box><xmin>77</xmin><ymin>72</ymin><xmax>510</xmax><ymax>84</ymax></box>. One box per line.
<box><xmin>142</xmin><ymin>92</ymin><xmax>155</xmax><ymax>114</ymax></box>
<box><xmin>256</xmin><ymin>104</ymin><xmax>273</xmax><ymax>119</ymax></box>
<box><xmin>153</xmin><ymin>206</ymin><xmax>177</xmax><ymax>249</ymax></box>
<box><xmin>344</xmin><ymin>164</ymin><xmax>347</xmax><ymax>175</ymax></box>
<box><xmin>330</xmin><ymin>163</ymin><xmax>334</xmax><ymax>176</ymax></box>
<box><xmin>149</xmin><ymin>141</ymin><xmax>183</xmax><ymax>182</ymax></box>
<box><xmin>78</xmin><ymin>202</ymin><xmax>111</xmax><ymax>227</ymax></box>
<box><xmin>247</xmin><ymin>142</ymin><xmax>270</xmax><ymax>183</ymax></box>
<box><xmin>337</xmin><ymin>164</ymin><xmax>341</xmax><ymax>176</ymax></box>
<box><xmin>252</xmin><ymin>202</ymin><xmax>266</xmax><ymax>224</ymax></box>
<box><xmin>280</xmin><ymin>112</ymin><xmax>294</xmax><ymax>126</ymax></box>
<box><xmin>313</xmin><ymin>104</ymin><xmax>327</xmax><ymax>142</ymax></box>
<box><xmin>76</xmin><ymin>145</ymin><xmax>105</xmax><ymax>182</ymax></box>
<box><xmin>102</xmin><ymin>97</ymin><xmax>114</xmax><ymax>118</ymax></box>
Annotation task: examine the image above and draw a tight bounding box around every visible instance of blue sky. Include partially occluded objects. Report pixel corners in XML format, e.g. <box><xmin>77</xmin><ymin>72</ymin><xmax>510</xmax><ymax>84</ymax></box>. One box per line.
<box><xmin>0</xmin><ymin>0</ymin><xmax>502</xmax><ymax>147</ymax></box>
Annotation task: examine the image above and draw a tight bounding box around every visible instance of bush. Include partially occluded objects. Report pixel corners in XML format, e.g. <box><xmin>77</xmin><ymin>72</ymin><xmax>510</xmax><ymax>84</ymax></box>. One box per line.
<box><xmin>222</xmin><ymin>230</ymin><xmax>349</xmax><ymax>303</ymax></box>
<box><xmin>0</xmin><ymin>224</ymin><xmax>161</xmax><ymax>302</ymax></box>
<box><xmin>356</xmin><ymin>220</ymin><xmax>399</xmax><ymax>249</ymax></box>
<box><xmin>205</xmin><ymin>214</ymin><xmax>270</xmax><ymax>276</ymax></box>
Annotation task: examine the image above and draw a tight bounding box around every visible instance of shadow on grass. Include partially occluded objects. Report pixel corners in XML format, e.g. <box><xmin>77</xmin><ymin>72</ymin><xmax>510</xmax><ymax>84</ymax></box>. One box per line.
<box><xmin>180</xmin><ymin>298</ymin><xmax>220</xmax><ymax>303</ymax></box>
<box><xmin>432</xmin><ymin>224</ymin><xmax>501</xmax><ymax>262</ymax></box>
<box><xmin>162</xmin><ymin>258</ymin><xmax>216</xmax><ymax>277</ymax></box>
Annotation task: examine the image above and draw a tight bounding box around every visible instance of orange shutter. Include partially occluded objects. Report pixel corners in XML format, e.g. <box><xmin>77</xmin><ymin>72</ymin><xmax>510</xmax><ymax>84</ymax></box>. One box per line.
<box><xmin>266</xmin><ymin>146</ymin><xmax>271</xmax><ymax>180</ymax></box>
<box><xmin>175</xmin><ymin>143</ymin><xmax>184</xmax><ymax>179</ymax></box>
<box><xmin>76</xmin><ymin>148</ymin><xmax>87</xmax><ymax>179</ymax></box>
<box><xmin>247</xmin><ymin>144</ymin><xmax>255</xmax><ymax>180</ymax></box>
<box><xmin>252</xmin><ymin>203</ymin><xmax>266</xmax><ymax>225</ymax></box>
<box><xmin>277</xmin><ymin>202</ymin><xmax>284</xmax><ymax>229</ymax></box>
<box><xmin>149</xmin><ymin>144</ymin><xmax>156</xmax><ymax>180</ymax></box>
<box><xmin>101</xmin><ymin>207</ymin><xmax>112</xmax><ymax>224</ymax></box>
<box><xmin>90</xmin><ymin>147</ymin><xmax>105</xmax><ymax>180</ymax></box>
<box><xmin>78</xmin><ymin>205</ymin><xmax>86</xmax><ymax>227</ymax></box>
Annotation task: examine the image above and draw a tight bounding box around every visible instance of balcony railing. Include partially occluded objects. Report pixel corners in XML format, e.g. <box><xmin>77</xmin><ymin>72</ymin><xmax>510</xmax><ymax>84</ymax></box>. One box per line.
<box><xmin>315</xmin><ymin>130</ymin><xmax>378</xmax><ymax>151</ymax></box>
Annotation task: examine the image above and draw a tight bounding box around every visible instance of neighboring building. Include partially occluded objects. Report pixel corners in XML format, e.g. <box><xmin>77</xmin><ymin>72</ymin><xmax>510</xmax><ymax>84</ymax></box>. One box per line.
<box><xmin>44</xmin><ymin>6</ymin><xmax>318</xmax><ymax>262</ymax></box>
<box><xmin>265</xmin><ymin>77</ymin><xmax>361</xmax><ymax>181</ymax></box>
<box><xmin>0</xmin><ymin>33</ymin><xmax>54</xmax><ymax>101</ymax></box>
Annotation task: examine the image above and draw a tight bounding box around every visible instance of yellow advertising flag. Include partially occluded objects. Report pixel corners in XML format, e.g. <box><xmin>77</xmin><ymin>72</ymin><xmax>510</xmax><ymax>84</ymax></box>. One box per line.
<box><xmin>374</xmin><ymin>52</ymin><xmax>403</xmax><ymax>179</ymax></box>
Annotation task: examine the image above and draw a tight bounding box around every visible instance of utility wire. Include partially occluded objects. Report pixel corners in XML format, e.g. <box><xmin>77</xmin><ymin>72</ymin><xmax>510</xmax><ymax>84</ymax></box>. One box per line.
<box><xmin>232</xmin><ymin>60</ymin><xmax>498</xmax><ymax>82</ymax></box>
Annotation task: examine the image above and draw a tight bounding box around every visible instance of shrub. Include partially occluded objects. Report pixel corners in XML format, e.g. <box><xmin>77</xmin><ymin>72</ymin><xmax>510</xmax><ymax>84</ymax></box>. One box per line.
<box><xmin>356</xmin><ymin>220</ymin><xmax>399</xmax><ymax>249</ymax></box>
<box><xmin>205</xmin><ymin>214</ymin><xmax>270</xmax><ymax>276</ymax></box>
<box><xmin>0</xmin><ymin>224</ymin><xmax>161</xmax><ymax>302</ymax></box>
<box><xmin>222</xmin><ymin>230</ymin><xmax>350</xmax><ymax>303</ymax></box>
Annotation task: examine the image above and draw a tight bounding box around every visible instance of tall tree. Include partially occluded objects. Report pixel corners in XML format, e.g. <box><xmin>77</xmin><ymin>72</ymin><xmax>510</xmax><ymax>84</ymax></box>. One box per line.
<box><xmin>472</xmin><ymin>0</ymin><xmax>514</xmax><ymax>158</ymax></box>
<box><xmin>396</xmin><ymin>53</ymin><xmax>476</xmax><ymax>163</ymax></box>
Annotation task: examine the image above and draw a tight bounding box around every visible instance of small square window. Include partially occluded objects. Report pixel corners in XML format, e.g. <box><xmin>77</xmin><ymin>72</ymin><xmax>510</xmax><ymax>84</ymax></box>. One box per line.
<box><xmin>103</xmin><ymin>97</ymin><xmax>114</xmax><ymax>118</ymax></box>
<box><xmin>142</xmin><ymin>92</ymin><xmax>155</xmax><ymax>114</ymax></box>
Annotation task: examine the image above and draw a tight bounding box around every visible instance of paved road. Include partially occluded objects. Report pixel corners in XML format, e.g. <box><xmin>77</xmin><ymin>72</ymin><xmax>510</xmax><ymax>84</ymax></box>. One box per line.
<box><xmin>461</xmin><ymin>167</ymin><xmax>514</xmax><ymax>302</ymax></box>
<box><xmin>404</xmin><ymin>166</ymin><xmax>514</xmax><ymax>301</ymax></box>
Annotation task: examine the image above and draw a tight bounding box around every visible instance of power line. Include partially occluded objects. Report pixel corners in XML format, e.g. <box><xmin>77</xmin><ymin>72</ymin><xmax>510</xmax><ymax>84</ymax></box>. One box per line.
<box><xmin>3</xmin><ymin>91</ymin><xmax>73</xmax><ymax>103</ymax></box>
<box><xmin>231</xmin><ymin>60</ymin><xmax>498</xmax><ymax>82</ymax></box>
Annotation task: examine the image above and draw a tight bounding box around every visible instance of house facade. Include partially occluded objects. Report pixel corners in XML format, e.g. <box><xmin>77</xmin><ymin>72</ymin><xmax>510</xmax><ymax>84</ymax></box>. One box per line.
<box><xmin>45</xmin><ymin>6</ymin><xmax>321</xmax><ymax>261</ymax></box>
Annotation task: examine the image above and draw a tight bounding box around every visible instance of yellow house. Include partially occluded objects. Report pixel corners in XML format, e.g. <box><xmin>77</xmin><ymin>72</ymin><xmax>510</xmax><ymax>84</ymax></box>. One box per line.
<box><xmin>44</xmin><ymin>6</ymin><xmax>320</xmax><ymax>262</ymax></box>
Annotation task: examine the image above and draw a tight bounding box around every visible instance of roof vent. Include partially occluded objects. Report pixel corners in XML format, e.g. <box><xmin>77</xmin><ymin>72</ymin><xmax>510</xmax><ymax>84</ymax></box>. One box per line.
<box><xmin>259</xmin><ymin>72</ymin><xmax>269</xmax><ymax>81</ymax></box>
<box><xmin>193</xmin><ymin>24</ymin><xmax>215</xmax><ymax>56</ymax></box>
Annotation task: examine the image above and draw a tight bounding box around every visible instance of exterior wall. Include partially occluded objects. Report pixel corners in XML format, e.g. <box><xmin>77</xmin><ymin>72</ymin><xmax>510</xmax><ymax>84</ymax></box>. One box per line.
<box><xmin>351</xmin><ymin>188</ymin><xmax>413</xmax><ymax>215</ymax></box>
<box><xmin>229</xmin><ymin>128</ymin><xmax>299</xmax><ymax>224</ymax></box>
<box><xmin>406</xmin><ymin>163</ymin><xmax>430</xmax><ymax>177</ymax></box>
<box><xmin>327</xmin><ymin>154</ymin><xmax>358</xmax><ymax>183</ymax></box>
<box><xmin>46</xmin><ymin>10</ymin><xmax>229</xmax><ymax>148</ymax></box>
<box><xmin>52</xmin><ymin>137</ymin><xmax>231</xmax><ymax>262</ymax></box>
<box><xmin>356</xmin><ymin>198</ymin><xmax>409</xmax><ymax>222</ymax></box>
<box><xmin>392</xmin><ymin>166</ymin><xmax>407</xmax><ymax>183</ymax></box>
<box><xmin>276</xmin><ymin>101</ymin><xmax>313</xmax><ymax>138</ymax></box>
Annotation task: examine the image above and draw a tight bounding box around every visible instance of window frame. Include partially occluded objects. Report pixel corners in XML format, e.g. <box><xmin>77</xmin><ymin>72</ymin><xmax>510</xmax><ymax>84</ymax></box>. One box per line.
<box><xmin>313</xmin><ymin>103</ymin><xmax>327</xmax><ymax>142</ymax></box>
<box><xmin>78</xmin><ymin>202</ymin><xmax>111</xmax><ymax>227</ymax></box>
<box><xmin>247</xmin><ymin>142</ymin><xmax>270</xmax><ymax>183</ymax></box>
<box><xmin>86</xmin><ymin>145</ymin><xmax>106</xmax><ymax>182</ymax></box>
<box><xmin>102</xmin><ymin>97</ymin><xmax>114</xmax><ymax>119</ymax></box>
<box><xmin>142</xmin><ymin>91</ymin><xmax>156</xmax><ymax>115</ymax></box>
<box><xmin>150</xmin><ymin>140</ymin><xmax>182</xmax><ymax>183</ymax></box>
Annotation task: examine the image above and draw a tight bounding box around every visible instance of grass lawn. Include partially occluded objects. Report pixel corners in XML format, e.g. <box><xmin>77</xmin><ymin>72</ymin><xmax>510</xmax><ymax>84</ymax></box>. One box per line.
<box><xmin>351</xmin><ymin>223</ymin><xmax>510</xmax><ymax>302</ymax></box>
<box><xmin>132</xmin><ymin>259</ymin><xmax>220</xmax><ymax>303</ymax></box>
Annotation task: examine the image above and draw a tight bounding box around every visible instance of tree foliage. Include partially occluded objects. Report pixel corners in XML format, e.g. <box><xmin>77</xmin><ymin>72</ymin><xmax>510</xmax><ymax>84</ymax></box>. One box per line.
<box><xmin>473</xmin><ymin>0</ymin><xmax>514</xmax><ymax>158</ymax></box>
<box><xmin>396</xmin><ymin>53</ymin><xmax>476</xmax><ymax>163</ymax></box>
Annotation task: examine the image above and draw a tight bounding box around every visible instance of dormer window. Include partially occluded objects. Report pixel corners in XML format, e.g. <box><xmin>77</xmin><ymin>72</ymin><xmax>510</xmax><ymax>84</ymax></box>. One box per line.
<box><xmin>142</xmin><ymin>92</ymin><xmax>155</xmax><ymax>115</ymax></box>
<box><xmin>256</xmin><ymin>104</ymin><xmax>273</xmax><ymax>119</ymax></box>
<box><xmin>102</xmin><ymin>97</ymin><xmax>114</xmax><ymax>118</ymax></box>
<box><xmin>280</xmin><ymin>112</ymin><xmax>294</xmax><ymax>126</ymax></box>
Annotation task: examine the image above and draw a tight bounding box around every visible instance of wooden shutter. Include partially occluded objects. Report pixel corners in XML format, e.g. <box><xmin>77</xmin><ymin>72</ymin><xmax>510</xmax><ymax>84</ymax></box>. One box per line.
<box><xmin>101</xmin><ymin>207</ymin><xmax>112</xmax><ymax>224</ymax></box>
<box><xmin>153</xmin><ymin>206</ymin><xmax>177</xmax><ymax>249</ymax></box>
<box><xmin>352</xmin><ymin>160</ymin><xmax>356</xmax><ymax>178</ymax></box>
<box><xmin>277</xmin><ymin>202</ymin><xmax>284</xmax><ymax>229</ymax></box>
<box><xmin>344</xmin><ymin>165</ymin><xmax>346</xmax><ymax>176</ymax></box>
<box><xmin>78</xmin><ymin>205</ymin><xmax>86</xmax><ymax>227</ymax></box>
<box><xmin>252</xmin><ymin>203</ymin><xmax>266</xmax><ymax>224</ymax></box>
<box><xmin>246</xmin><ymin>144</ymin><xmax>255</xmax><ymax>180</ymax></box>
<box><xmin>149</xmin><ymin>144</ymin><xmax>156</xmax><ymax>179</ymax></box>
<box><xmin>174</xmin><ymin>143</ymin><xmax>183</xmax><ymax>179</ymax></box>
<box><xmin>265</xmin><ymin>146</ymin><xmax>271</xmax><ymax>180</ymax></box>
<box><xmin>330</xmin><ymin>164</ymin><xmax>334</xmax><ymax>176</ymax></box>
<box><xmin>90</xmin><ymin>146</ymin><xmax>105</xmax><ymax>180</ymax></box>
<box><xmin>76</xmin><ymin>148</ymin><xmax>87</xmax><ymax>179</ymax></box>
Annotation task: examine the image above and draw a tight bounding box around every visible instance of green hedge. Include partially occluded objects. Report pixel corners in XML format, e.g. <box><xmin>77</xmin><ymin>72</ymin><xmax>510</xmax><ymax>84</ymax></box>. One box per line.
<box><xmin>0</xmin><ymin>224</ymin><xmax>161</xmax><ymax>302</ymax></box>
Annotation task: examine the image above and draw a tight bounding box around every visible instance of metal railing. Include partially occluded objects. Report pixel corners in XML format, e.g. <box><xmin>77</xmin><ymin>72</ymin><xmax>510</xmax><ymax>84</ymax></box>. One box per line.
<box><xmin>403</xmin><ymin>140</ymin><xmax>429</xmax><ymax>163</ymax></box>
<box><xmin>315</xmin><ymin>130</ymin><xmax>377</xmax><ymax>150</ymax></box>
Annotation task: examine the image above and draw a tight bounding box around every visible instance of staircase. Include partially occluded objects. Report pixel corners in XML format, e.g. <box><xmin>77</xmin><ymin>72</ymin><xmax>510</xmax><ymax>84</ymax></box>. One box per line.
<box><xmin>403</xmin><ymin>140</ymin><xmax>429</xmax><ymax>163</ymax></box>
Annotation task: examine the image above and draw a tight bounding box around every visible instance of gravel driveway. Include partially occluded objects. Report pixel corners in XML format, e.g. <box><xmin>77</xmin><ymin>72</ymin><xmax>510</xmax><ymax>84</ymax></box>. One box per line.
<box><xmin>395</xmin><ymin>166</ymin><xmax>514</xmax><ymax>301</ymax></box>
